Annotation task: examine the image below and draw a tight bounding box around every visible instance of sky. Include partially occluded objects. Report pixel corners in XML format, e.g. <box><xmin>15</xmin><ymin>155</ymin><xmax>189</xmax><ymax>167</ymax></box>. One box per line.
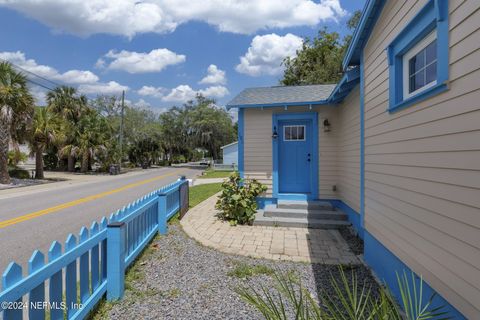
<box><xmin>0</xmin><ymin>0</ymin><xmax>365</xmax><ymax>113</ymax></box>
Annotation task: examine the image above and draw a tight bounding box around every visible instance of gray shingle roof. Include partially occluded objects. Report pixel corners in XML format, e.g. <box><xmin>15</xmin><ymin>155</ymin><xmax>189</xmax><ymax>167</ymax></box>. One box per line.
<box><xmin>226</xmin><ymin>84</ymin><xmax>336</xmax><ymax>108</ymax></box>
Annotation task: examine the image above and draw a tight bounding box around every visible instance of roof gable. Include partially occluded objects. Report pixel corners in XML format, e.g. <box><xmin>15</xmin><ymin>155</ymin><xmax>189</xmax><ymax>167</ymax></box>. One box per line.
<box><xmin>342</xmin><ymin>0</ymin><xmax>386</xmax><ymax>69</ymax></box>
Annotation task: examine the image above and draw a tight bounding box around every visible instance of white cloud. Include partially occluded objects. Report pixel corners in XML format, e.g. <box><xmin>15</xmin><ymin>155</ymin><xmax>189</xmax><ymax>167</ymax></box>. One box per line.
<box><xmin>78</xmin><ymin>81</ymin><xmax>129</xmax><ymax>95</ymax></box>
<box><xmin>199</xmin><ymin>85</ymin><xmax>229</xmax><ymax>98</ymax></box>
<box><xmin>0</xmin><ymin>0</ymin><xmax>346</xmax><ymax>37</ymax></box>
<box><xmin>199</xmin><ymin>64</ymin><xmax>226</xmax><ymax>85</ymax></box>
<box><xmin>138</xmin><ymin>85</ymin><xmax>167</xmax><ymax>98</ymax></box>
<box><xmin>30</xmin><ymin>86</ymin><xmax>47</xmax><ymax>105</ymax></box>
<box><xmin>235</xmin><ymin>33</ymin><xmax>303</xmax><ymax>76</ymax></box>
<box><xmin>98</xmin><ymin>49</ymin><xmax>185</xmax><ymax>74</ymax></box>
<box><xmin>140</xmin><ymin>84</ymin><xmax>229</xmax><ymax>103</ymax></box>
<box><xmin>0</xmin><ymin>51</ymin><xmax>99</xmax><ymax>84</ymax></box>
<box><xmin>160</xmin><ymin>85</ymin><xmax>196</xmax><ymax>102</ymax></box>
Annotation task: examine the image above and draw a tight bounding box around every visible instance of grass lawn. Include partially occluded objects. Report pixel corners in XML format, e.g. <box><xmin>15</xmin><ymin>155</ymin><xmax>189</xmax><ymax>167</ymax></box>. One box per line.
<box><xmin>198</xmin><ymin>170</ymin><xmax>233</xmax><ymax>179</ymax></box>
<box><xmin>189</xmin><ymin>183</ymin><xmax>223</xmax><ymax>208</ymax></box>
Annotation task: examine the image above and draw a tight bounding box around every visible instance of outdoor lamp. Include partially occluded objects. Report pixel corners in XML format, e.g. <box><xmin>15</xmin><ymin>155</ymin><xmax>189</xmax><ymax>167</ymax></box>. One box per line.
<box><xmin>323</xmin><ymin>119</ymin><xmax>331</xmax><ymax>132</ymax></box>
<box><xmin>272</xmin><ymin>126</ymin><xmax>278</xmax><ymax>139</ymax></box>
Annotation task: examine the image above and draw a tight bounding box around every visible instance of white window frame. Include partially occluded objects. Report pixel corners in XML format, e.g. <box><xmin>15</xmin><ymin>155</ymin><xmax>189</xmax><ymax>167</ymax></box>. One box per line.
<box><xmin>402</xmin><ymin>30</ymin><xmax>437</xmax><ymax>99</ymax></box>
<box><xmin>283</xmin><ymin>125</ymin><xmax>306</xmax><ymax>141</ymax></box>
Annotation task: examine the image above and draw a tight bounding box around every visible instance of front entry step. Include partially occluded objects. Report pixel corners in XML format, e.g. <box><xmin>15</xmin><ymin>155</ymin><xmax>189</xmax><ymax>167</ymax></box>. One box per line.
<box><xmin>254</xmin><ymin>211</ymin><xmax>350</xmax><ymax>229</ymax></box>
<box><xmin>254</xmin><ymin>201</ymin><xmax>350</xmax><ymax>229</ymax></box>
<box><xmin>277</xmin><ymin>200</ymin><xmax>333</xmax><ymax>210</ymax></box>
<box><xmin>264</xmin><ymin>205</ymin><xmax>347</xmax><ymax>221</ymax></box>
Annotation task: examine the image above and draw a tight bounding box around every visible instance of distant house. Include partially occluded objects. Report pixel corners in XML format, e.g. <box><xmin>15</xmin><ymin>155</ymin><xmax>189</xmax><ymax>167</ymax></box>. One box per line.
<box><xmin>227</xmin><ymin>1</ymin><xmax>479</xmax><ymax>319</ymax></box>
<box><xmin>220</xmin><ymin>141</ymin><xmax>238</xmax><ymax>166</ymax></box>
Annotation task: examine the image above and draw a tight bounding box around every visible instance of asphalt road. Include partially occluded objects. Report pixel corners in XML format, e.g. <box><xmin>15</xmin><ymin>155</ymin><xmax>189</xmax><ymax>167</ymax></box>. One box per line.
<box><xmin>0</xmin><ymin>167</ymin><xmax>201</xmax><ymax>273</ymax></box>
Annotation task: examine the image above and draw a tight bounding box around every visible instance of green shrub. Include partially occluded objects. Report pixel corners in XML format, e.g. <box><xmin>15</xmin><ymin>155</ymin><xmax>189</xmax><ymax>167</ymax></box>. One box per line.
<box><xmin>8</xmin><ymin>150</ymin><xmax>27</xmax><ymax>166</ymax></box>
<box><xmin>236</xmin><ymin>268</ymin><xmax>451</xmax><ymax>320</ymax></box>
<box><xmin>215</xmin><ymin>172</ymin><xmax>267</xmax><ymax>225</ymax></box>
<box><xmin>8</xmin><ymin>168</ymin><xmax>31</xmax><ymax>179</ymax></box>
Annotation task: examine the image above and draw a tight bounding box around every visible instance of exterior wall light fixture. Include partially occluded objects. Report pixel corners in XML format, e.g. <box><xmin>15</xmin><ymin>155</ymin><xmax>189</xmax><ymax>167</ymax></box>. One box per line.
<box><xmin>323</xmin><ymin>119</ymin><xmax>331</xmax><ymax>132</ymax></box>
<box><xmin>272</xmin><ymin>126</ymin><xmax>278</xmax><ymax>139</ymax></box>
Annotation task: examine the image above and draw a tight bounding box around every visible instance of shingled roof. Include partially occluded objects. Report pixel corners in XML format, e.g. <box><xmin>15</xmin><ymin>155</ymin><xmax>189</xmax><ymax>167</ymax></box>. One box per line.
<box><xmin>226</xmin><ymin>84</ymin><xmax>337</xmax><ymax>109</ymax></box>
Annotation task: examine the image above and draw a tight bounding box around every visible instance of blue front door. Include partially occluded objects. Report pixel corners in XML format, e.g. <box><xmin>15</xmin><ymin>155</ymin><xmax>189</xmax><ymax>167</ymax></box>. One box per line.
<box><xmin>278</xmin><ymin>119</ymin><xmax>312</xmax><ymax>194</ymax></box>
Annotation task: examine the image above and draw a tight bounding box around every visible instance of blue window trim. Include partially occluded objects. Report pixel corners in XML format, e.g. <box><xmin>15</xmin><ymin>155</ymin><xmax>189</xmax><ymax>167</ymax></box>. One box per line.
<box><xmin>387</xmin><ymin>0</ymin><xmax>448</xmax><ymax>112</ymax></box>
<box><xmin>238</xmin><ymin>108</ymin><xmax>244</xmax><ymax>178</ymax></box>
<box><xmin>272</xmin><ymin>112</ymin><xmax>318</xmax><ymax>200</ymax></box>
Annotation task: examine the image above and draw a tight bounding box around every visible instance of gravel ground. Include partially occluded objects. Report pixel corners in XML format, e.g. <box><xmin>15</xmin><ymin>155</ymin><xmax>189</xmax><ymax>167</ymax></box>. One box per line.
<box><xmin>339</xmin><ymin>226</ymin><xmax>364</xmax><ymax>256</ymax></box>
<box><xmin>0</xmin><ymin>178</ymin><xmax>55</xmax><ymax>190</ymax></box>
<box><xmin>99</xmin><ymin>222</ymin><xmax>379</xmax><ymax>320</ymax></box>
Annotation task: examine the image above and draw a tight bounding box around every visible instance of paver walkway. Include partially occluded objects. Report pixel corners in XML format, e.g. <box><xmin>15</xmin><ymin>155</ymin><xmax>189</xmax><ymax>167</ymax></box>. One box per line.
<box><xmin>181</xmin><ymin>194</ymin><xmax>359</xmax><ymax>264</ymax></box>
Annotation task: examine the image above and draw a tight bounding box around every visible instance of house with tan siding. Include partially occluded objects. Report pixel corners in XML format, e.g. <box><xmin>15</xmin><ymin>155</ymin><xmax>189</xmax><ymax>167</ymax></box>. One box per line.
<box><xmin>226</xmin><ymin>1</ymin><xmax>480</xmax><ymax>319</ymax></box>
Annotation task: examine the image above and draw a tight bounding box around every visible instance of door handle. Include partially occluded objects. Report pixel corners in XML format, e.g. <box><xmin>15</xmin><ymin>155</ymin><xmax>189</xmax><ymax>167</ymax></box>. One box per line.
<box><xmin>307</xmin><ymin>153</ymin><xmax>311</xmax><ymax>162</ymax></box>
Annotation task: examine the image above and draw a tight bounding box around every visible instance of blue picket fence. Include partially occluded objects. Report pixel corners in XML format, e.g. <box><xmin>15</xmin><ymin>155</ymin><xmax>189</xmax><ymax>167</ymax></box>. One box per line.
<box><xmin>0</xmin><ymin>178</ymin><xmax>188</xmax><ymax>320</ymax></box>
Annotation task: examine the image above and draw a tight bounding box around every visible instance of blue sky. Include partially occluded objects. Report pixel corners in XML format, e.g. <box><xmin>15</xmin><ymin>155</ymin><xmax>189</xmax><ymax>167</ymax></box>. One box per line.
<box><xmin>0</xmin><ymin>0</ymin><xmax>365</xmax><ymax>112</ymax></box>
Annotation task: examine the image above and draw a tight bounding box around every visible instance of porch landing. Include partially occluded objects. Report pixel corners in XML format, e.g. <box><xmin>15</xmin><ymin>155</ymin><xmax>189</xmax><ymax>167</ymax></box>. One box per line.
<box><xmin>180</xmin><ymin>194</ymin><xmax>359</xmax><ymax>264</ymax></box>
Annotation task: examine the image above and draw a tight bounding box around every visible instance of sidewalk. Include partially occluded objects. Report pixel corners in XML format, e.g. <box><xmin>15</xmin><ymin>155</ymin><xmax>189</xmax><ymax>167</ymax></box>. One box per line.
<box><xmin>181</xmin><ymin>194</ymin><xmax>359</xmax><ymax>264</ymax></box>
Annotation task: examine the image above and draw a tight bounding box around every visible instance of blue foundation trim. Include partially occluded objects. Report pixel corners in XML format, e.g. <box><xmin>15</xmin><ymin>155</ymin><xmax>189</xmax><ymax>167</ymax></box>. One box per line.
<box><xmin>256</xmin><ymin>197</ymin><xmax>277</xmax><ymax>209</ymax></box>
<box><xmin>364</xmin><ymin>231</ymin><xmax>467</xmax><ymax>320</ymax></box>
<box><xmin>328</xmin><ymin>200</ymin><xmax>364</xmax><ymax>239</ymax></box>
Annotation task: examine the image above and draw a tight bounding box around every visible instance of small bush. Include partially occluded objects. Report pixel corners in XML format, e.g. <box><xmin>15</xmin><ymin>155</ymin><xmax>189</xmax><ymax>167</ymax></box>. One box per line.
<box><xmin>215</xmin><ymin>172</ymin><xmax>267</xmax><ymax>225</ymax></box>
<box><xmin>236</xmin><ymin>268</ymin><xmax>452</xmax><ymax>320</ymax></box>
<box><xmin>8</xmin><ymin>150</ymin><xmax>27</xmax><ymax>166</ymax></box>
<box><xmin>8</xmin><ymin>168</ymin><xmax>31</xmax><ymax>179</ymax></box>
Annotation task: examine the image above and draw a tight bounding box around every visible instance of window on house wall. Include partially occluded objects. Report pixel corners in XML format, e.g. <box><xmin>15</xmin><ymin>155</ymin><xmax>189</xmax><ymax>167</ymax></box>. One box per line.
<box><xmin>386</xmin><ymin>0</ymin><xmax>448</xmax><ymax>112</ymax></box>
<box><xmin>284</xmin><ymin>125</ymin><xmax>305</xmax><ymax>141</ymax></box>
<box><xmin>403</xmin><ymin>31</ymin><xmax>437</xmax><ymax>98</ymax></box>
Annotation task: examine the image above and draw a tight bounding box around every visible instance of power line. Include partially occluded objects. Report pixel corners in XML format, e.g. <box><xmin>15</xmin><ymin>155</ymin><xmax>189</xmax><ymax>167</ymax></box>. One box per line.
<box><xmin>0</xmin><ymin>57</ymin><xmax>124</xmax><ymax>103</ymax></box>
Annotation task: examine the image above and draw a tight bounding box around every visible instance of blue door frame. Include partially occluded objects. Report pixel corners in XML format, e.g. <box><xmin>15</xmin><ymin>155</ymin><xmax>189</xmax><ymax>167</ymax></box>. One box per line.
<box><xmin>272</xmin><ymin>113</ymin><xmax>318</xmax><ymax>200</ymax></box>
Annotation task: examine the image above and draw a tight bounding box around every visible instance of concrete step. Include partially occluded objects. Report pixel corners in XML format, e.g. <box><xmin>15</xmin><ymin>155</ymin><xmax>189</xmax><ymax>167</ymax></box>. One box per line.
<box><xmin>254</xmin><ymin>211</ymin><xmax>350</xmax><ymax>229</ymax></box>
<box><xmin>277</xmin><ymin>200</ymin><xmax>333</xmax><ymax>211</ymax></box>
<box><xmin>264</xmin><ymin>205</ymin><xmax>347</xmax><ymax>221</ymax></box>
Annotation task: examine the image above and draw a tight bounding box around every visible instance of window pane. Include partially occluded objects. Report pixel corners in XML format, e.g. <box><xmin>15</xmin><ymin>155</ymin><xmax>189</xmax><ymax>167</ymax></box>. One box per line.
<box><xmin>284</xmin><ymin>127</ymin><xmax>291</xmax><ymax>140</ymax></box>
<box><xmin>409</xmin><ymin>52</ymin><xmax>425</xmax><ymax>76</ymax></box>
<box><xmin>425</xmin><ymin>61</ymin><xmax>437</xmax><ymax>84</ymax></box>
<box><xmin>410</xmin><ymin>69</ymin><xmax>425</xmax><ymax>93</ymax></box>
<box><xmin>297</xmin><ymin>126</ymin><xmax>305</xmax><ymax>140</ymax></box>
<box><xmin>425</xmin><ymin>40</ymin><xmax>437</xmax><ymax>64</ymax></box>
<box><xmin>291</xmin><ymin>126</ymin><xmax>298</xmax><ymax>140</ymax></box>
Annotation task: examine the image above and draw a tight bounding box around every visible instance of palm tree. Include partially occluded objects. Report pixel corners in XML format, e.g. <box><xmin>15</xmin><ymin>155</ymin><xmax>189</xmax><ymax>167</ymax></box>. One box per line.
<box><xmin>29</xmin><ymin>107</ymin><xmax>64</xmax><ymax>179</ymax></box>
<box><xmin>47</xmin><ymin>86</ymin><xmax>87</xmax><ymax>172</ymax></box>
<box><xmin>60</xmin><ymin>110</ymin><xmax>110</xmax><ymax>173</ymax></box>
<box><xmin>0</xmin><ymin>62</ymin><xmax>34</xmax><ymax>184</ymax></box>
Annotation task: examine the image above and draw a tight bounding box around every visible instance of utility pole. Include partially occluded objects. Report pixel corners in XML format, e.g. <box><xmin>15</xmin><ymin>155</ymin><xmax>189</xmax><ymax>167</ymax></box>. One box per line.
<box><xmin>119</xmin><ymin>90</ymin><xmax>125</xmax><ymax>167</ymax></box>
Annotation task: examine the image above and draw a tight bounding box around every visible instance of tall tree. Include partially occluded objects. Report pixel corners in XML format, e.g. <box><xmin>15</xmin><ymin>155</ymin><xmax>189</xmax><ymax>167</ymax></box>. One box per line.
<box><xmin>47</xmin><ymin>86</ymin><xmax>87</xmax><ymax>172</ymax></box>
<box><xmin>280</xmin><ymin>10</ymin><xmax>362</xmax><ymax>86</ymax></box>
<box><xmin>29</xmin><ymin>107</ymin><xmax>64</xmax><ymax>179</ymax></box>
<box><xmin>0</xmin><ymin>62</ymin><xmax>34</xmax><ymax>184</ymax></box>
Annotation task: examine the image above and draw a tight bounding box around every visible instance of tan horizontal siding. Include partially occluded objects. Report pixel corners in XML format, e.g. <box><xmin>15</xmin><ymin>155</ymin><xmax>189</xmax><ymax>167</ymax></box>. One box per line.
<box><xmin>362</xmin><ymin>0</ymin><xmax>480</xmax><ymax>318</ymax></box>
<box><xmin>336</xmin><ymin>87</ymin><xmax>361</xmax><ymax>212</ymax></box>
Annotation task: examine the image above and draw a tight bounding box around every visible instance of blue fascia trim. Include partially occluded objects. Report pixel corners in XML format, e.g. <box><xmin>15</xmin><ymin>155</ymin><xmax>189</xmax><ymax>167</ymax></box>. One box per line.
<box><xmin>342</xmin><ymin>0</ymin><xmax>386</xmax><ymax>70</ymax></box>
<box><xmin>226</xmin><ymin>99</ymin><xmax>330</xmax><ymax>110</ymax></box>
<box><xmin>272</xmin><ymin>112</ymin><xmax>318</xmax><ymax>200</ymax></box>
<box><xmin>387</xmin><ymin>0</ymin><xmax>449</xmax><ymax>111</ymax></box>
<box><xmin>238</xmin><ymin>108</ymin><xmax>245</xmax><ymax>178</ymax></box>
<box><xmin>364</xmin><ymin>231</ymin><xmax>467</xmax><ymax>320</ymax></box>
<box><xmin>360</xmin><ymin>52</ymin><xmax>366</xmax><ymax>230</ymax></box>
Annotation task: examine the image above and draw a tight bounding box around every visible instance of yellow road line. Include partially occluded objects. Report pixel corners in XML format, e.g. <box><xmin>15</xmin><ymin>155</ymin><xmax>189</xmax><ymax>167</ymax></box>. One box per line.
<box><xmin>0</xmin><ymin>169</ymin><xmax>185</xmax><ymax>229</ymax></box>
